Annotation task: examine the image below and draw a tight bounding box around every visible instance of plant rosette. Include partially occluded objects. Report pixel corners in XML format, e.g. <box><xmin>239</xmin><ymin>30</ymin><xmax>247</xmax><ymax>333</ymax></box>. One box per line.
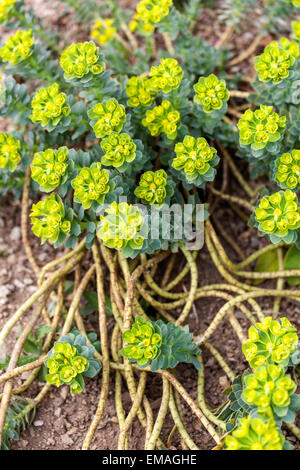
<box><xmin>30</xmin><ymin>193</ymin><xmax>72</xmax><ymax>246</ymax></box>
<box><xmin>30</xmin><ymin>83</ymin><xmax>71</xmax><ymax>132</ymax></box>
<box><xmin>60</xmin><ymin>41</ymin><xmax>105</xmax><ymax>84</ymax></box>
<box><xmin>71</xmin><ymin>162</ymin><xmax>113</xmax><ymax>210</ymax></box>
<box><xmin>238</xmin><ymin>105</ymin><xmax>286</xmax><ymax>153</ymax></box>
<box><xmin>90</xmin><ymin>18</ymin><xmax>116</xmax><ymax>47</ymax></box>
<box><xmin>126</xmin><ymin>76</ymin><xmax>156</xmax><ymax>108</ymax></box>
<box><xmin>130</xmin><ymin>0</ymin><xmax>173</xmax><ymax>35</ymax></box>
<box><xmin>171</xmin><ymin>135</ymin><xmax>219</xmax><ymax>187</ymax></box>
<box><xmin>142</xmin><ymin>100</ymin><xmax>180</xmax><ymax>140</ymax></box>
<box><xmin>0</xmin><ymin>132</ymin><xmax>21</xmax><ymax>171</ymax></box>
<box><xmin>0</xmin><ymin>29</ymin><xmax>34</xmax><ymax>65</ymax></box>
<box><xmin>30</xmin><ymin>146</ymin><xmax>73</xmax><ymax>193</ymax></box>
<box><xmin>134</xmin><ymin>169</ymin><xmax>175</xmax><ymax>206</ymax></box>
<box><xmin>100</xmin><ymin>132</ymin><xmax>136</xmax><ymax>170</ymax></box>
<box><xmin>88</xmin><ymin>98</ymin><xmax>126</xmax><ymax>138</ymax></box>
<box><xmin>254</xmin><ymin>190</ymin><xmax>300</xmax><ymax>244</ymax></box>
<box><xmin>193</xmin><ymin>74</ymin><xmax>229</xmax><ymax>113</ymax></box>
<box><xmin>242</xmin><ymin>364</ymin><xmax>300</xmax><ymax>424</ymax></box>
<box><xmin>254</xmin><ymin>37</ymin><xmax>299</xmax><ymax>84</ymax></box>
<box><xmin>45</xmin><ymin>332</ymin><xmax>101</xmax><ymax>394</ymax></box>
<box><xmin>273</xmin><ymin>149</ymin><xmax>300</xmax><ymax>191</ymax></box>
<box><xmin>242</xmin><ymin>316</ymin><xmax>299</xmax><ymax>369</ymax></box>
<box><xmin>97</xmin><ymin>201</ymin><xmax>145</xmax><ymax>257</ymax></box>
<box><xmin>121</xmin><ymin>316</ymin><xmax>201</xmax><ymax>372</ymax></box>
<box><xmin>224</xmin><ymin>414</ymin><xmax>285</xmax><ymax>450</ymax></box>
<box><xmin>149</xmin><ymin>58</ymin><xmax>183</xmax><ymax>94</ymax></box>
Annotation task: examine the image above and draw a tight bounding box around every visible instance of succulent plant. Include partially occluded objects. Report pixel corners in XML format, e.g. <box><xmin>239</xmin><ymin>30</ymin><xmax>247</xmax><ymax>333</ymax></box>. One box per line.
<box><xmin>71</xmin><ymin>162</ymin><xmax>111</xmax><ymax>209</ymax></box>
<box><xmin>142</xmin><ymin>100</ymin><xmax>180</xmax><ymax>140</ymax></box>
<box><xmin>0</xmin><ymin>132</ymin><xmax>21</xmax><ymax>171</ymax></box>
<box><xmin>149</xmin><ymin>58</ymin><xmax>183</xmax><ymax>94</ymax></box>
<box><xmin>90</xmin><ymin>18</ymin><xmax>116</xmax><ymax>46</ymax></box>
<box><xmin>60</xmin><ymin>41</ymin><xmax>105</xmax><ymax>80</ymax></box>
<box><xmin>0</xmin><ymin>0</ymin><xmax>15</xmax><ymax>24</ymax></box>
<box><xmin>130</xmin><ymin>0</ymin><xmax>173</xmax><ymax>34</ymax></box>
<box><xmin>254</xmin><ymin>190</ymin><xmax>300</xmax><ymax>243</ymax></box>
<box><xmin>100</xmin><ymin>132</ymin><xmax>136</xmax><ymax>168</ymax></box>
<box><xmin>88</xmin><ymin>98</ymin><xmax>126</xmax><ymax>138</ymax></box>
<box><xmin>193</xmin><ymin>74</ymin><xmax>229</xmax><ymax>112</ymax></box>
<box><xmin>30</xmin><ymin>83</ymin><xmax>70</xmax><ymax>128</ymax></box>
<box><xmin>97</xmin><ymin>201</ymin><xmax>145</xmax><ymax>253</ymax></box>
<box><xmin>31</xmin><ymin>146</ymin><xmax>70</xmax><ymax>192</ymax></box>
<box><xmin>0</xmin><ymin>29</ymin><xmax>34</xmax><ymax>65</ymax></box>
<box><xmin>254</xmin><ymin>38</ymin><xmax>299</xmax><ymax>84</ymax></box>
<box><xmin>30</xmin><ymin>193</ymin><xmax>71</xmax><ymax>244</ymax></box>
<box><xmin>172</xmin><ymin>135</ymin><xmax>219</xmax><ymax>185</ymax></box>
<box><xmin>45</xmin><ymin>332</ymin><xmax>101</xmax><ymax>394</ymax></box>
<box><xmin>242</xmin><ymin>316</ymin><xmax>299</xmax><ymax>369</ymax></box>
<box><xmin>134</xmin><ymin>169</ymin><xmax>168</xmax><ymax>205</ymax></box>
<box><xmin>274</xmin><ymin>149</ymin><xmax>300</xmax><ymax>190</ymax></box>
<box><xmin>126</xmin><ymin>75</ymin><xmax>156</xmax><ymax>108</ymax></box>
<box><xmin>238</xmin><ymin>105</ymin><xmax>286</xmax><ymax>151</ymax></box>
<box><xmin>225</xmin><ymin>415</ymin><xmax>284</xmax><ymax>450</ymax></box>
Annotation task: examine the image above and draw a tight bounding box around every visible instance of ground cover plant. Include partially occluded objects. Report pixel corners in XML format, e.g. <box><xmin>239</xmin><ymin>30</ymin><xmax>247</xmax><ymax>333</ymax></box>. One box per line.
<box><xmin>1</xmin><ymin>0</ymin><xmax>300</xmax><ymax>451</ymax></box>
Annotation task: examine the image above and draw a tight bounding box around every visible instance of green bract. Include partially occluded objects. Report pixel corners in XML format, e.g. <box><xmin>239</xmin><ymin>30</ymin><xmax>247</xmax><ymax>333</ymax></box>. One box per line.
<box><xmin>254</xmin><ymin>38</ymin><xmax>299</xmax><ymax>84</ymax></box>
<box><xmin>132</xmin><ymin>0</ymin><xmax>173</xmax><ymax>34</ymax></box>
<box><xmin>60</xmin><ymin>41</ymin><xmax>105</xmax><ymax>80</ymax></box>
<box><xmin>0</xmin><ymin>0</ymin><xmax>15</xmax><ymax>24</ymax></box>
<box><xmin>0</xmin><ymin>29</ymin><xmax>34</xmax><ymax>65</ymax></box>
<box><xmin>134</xmin><ymin>169</ymin><xmax>169</xmax><ymax>205</ymax></box>
<box><xmin>292</xmin><ymin>21</ymin><xmax>300</xmax><ymax>41</ymax></box>
<box><xmin>242</xmin><ymin>316</ymin><xmax>298</xmax><ymax>369</ymax></box>
<box><xmin>90</xmin><ymin>18</ymin><xmax>116</xmax><ymax>46</ymax></box>
<box><xmin>142</xmin><ymin>100</ymin><xmax>180</xmax><ymax>140</ymax></box>
<box><xmin>46</xmin><ymin>332</ymin><xmax>101</xmax><ymax>394</ymax></box>
<box><xmin>254</xmin><ymin>190</ymin><xmax>300</xmax><ymax>243</ymax></box>
<box><xmin>88</xmin><ymin>98</ymin><xmax>126</xmax><ymax>138</ymax></box>
<box><xmin>172</xmin><ymin>135</ymin><xmax>218</xmax><ymax>184</ymax></box>
<box><xmin>71</xmin><ymin>162</ymin><xmax>110</xmax><ymax>209</ymax></box>
<box><xmin>30</xmin><ymin>83</ymin><xmax>70</xmax><ymax>128</ymax></box>
<box><xmin>225</xmin><ymin>415</ymin><xmax>283</xmax><ymax>450</ymax></box>
<box><xmin>121</xmin><ymin>316</ymin><xmax>201</xmax><ymax>371</ymax></box>
<box><xmin>100</xmin><ymin>132</ymin><xmax>136</xmax><ymax>168</ymax></box>
<box><xmin>243</xmin><ymin>364</ymin><xmax>296</xmax><ymax>413</ymax></box>
<box><xmin>274</xmin><ymin>149</ymin><xmax>300</xmax><ymax>190</ymax></box>
<box><xmin>126</xmin><ymin>76</ymin><xmax>156</xmax><ymax>108</ymax></box>
<box><xmin>193</xmin><ymin>74</ymin><xmax>229</xmax><ymax>112</ymax></box>
<box><xmin>97</xmin><ymin>201</ymin><xmax>145</xmax><ymax>253</ymax></box>
<box><xmin>238</xmin><ymin>105</ymin><xmax>286</xmax><ymax>151</ymax></box>
<box><xmin>283</xmin><ymin>0</ymin><xmax>300</xmax><ymax>7</ymax></box>
<box><xmin>149</xmin><ymin>58</ymin><xmax>183</xmax><ymax>94</ymax></box>
<box><xmin>121</xmin><ymin>316</ymin><xmax>162</xmax><ymax>367</ymax></box>
<box><xmin>31</xmin><ymin>146</ymin><xmax>69</xmax><ymax>192</ymax></box>
<box><xmin>30</xmin><ymin>193</ymin><xmax>71</xmax><ymax>244</ymax></box>
<box><xmin>0</xmin><ymin>132</ymin><xmax>21</xmax><ymax>171</ymax></box>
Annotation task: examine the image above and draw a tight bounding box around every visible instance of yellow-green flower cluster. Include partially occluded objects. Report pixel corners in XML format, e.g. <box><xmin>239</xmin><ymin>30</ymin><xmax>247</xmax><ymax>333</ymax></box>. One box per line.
<box><xmin>30</xmin><ymin>193</ymin><xmax>71</xmax><ymax>244</ymax></box>
<box><xmin>172</xmin><ymin>135</ymin><xmax>217</xmax><ymax>181</ymax></box>
<box><xmin>254</xmin><ymin>38</ymin><xmax>299</xmax><ymax>83</ymax></box>
<box><xmin>283</xmin><ymin>0</ymin><xmax>300</xmax><ymax>7</ymax></box>
<box><xmin>90</xmin><ymin>18</ymin><xmax>116</xmax><ymax>46</ymax></box>
<box><xmin>46</xmin><ymin>342</ymin><xmax>87</xmax><ymax>394</ymax></box>
<box><xmin>149</xmin><ymin>58</ymin><xmax>183</xmax><ymax>94</ymax></box>
<box><xmin>71</xmin><ymin>162</ymin><xmax>110</xmax><ymax>209</ymax></box>
<box><xmin>30</xmin><ymin>83</ymin><xmax>70</xmax><ymax>128</ymax></box>
<box><xmin>121</xmin><ymin>317</ymin><xmax>162</xmax><ymax>367</ymax></box>
<box><xmin>130</xmin><ymin>0</ymin><xmax>173</xmax><ymax>34</ymax></box>
<box><xmin>60</xmin><ymin>41</ymin><xmax>105</xmax><ymax>80</ymax></box>
<box><xmin>242</xmin><ymin>316</ymin><xmax>298</xmax><ymax>369</ymax></box>
<box><xmin>0</xmin><ymin>0</ymin><xmax>15</xmax><ymax>24</ymax></box>
<box><xmin>89</xmin><ymin>98</ymin><xmax>126</xmax><ymax>138</ymax></box>
<box><xmin>0</xmin><ymin>29</ymin><xmax>34</xmax><ymax>65</ymax></box>
<box><xmin>292</xmin><ymin>21</ymin><xmax>300</xmax><ymax>41</ymax></box>
<box><xmin>275</xmin><ymin>150</ymin><xmax>300</xmax><ymax>190</ymax></box>
<box><xmin>193</xmin><ymin>74</ymin><xmax>229</xmax><ymax>112</ymax></box>
<box><xmin>238</xmin><ymin>105</ymin><xmax>286</xmax><ymax>150</ymax></box>
<box><xmin>135</xmin><ymin>170</ymin><xmax>167</xmax><ymax>205</ymax></box>
<box><xmin>100</xmin><ymin>132</ymin><xmax>136</xmax><ymax>168</ymax></box>
<box><xmin>31</xmin><ymin>147</ymin><xmax>69</xmax><ymax>192</ymax></box>
<box><xmin>0</xmin><ymin>132</ymin><xmax>21</xmax><ymax>171</ymax></box>
<box><xmin>254</xmin><ymin>190</ymin><xmax>300</xmax><ymax>239</ymax></box>
<box><xmin>243</xmin><ymin>364</ymin><xmax>296</xmax><ymax>413</ymax></box>
<box><xmin>225</xmin><ymin>415</ymin><xmax>283</xmax><ymax>450</ymax></box>
<box><xmin>98</xmin><ymin>201</ymin><xmax>145</xmax><ymax>251</ymax></box>
<box><xmin>142</xmin><ymin>100</ymin><xmax>180</xmax><ymax>140</ymax></box>
<box><xmin>126</xmin><ymin>76</ymin><xmax>156</xmax><ymax>108</ymax></box>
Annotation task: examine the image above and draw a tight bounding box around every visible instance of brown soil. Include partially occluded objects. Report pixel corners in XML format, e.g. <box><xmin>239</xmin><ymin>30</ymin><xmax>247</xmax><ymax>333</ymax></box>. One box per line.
<box><xmin>0</xmin><ymin>0</ymin><xmax>299</xmax><ymax>451</ymax></box>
